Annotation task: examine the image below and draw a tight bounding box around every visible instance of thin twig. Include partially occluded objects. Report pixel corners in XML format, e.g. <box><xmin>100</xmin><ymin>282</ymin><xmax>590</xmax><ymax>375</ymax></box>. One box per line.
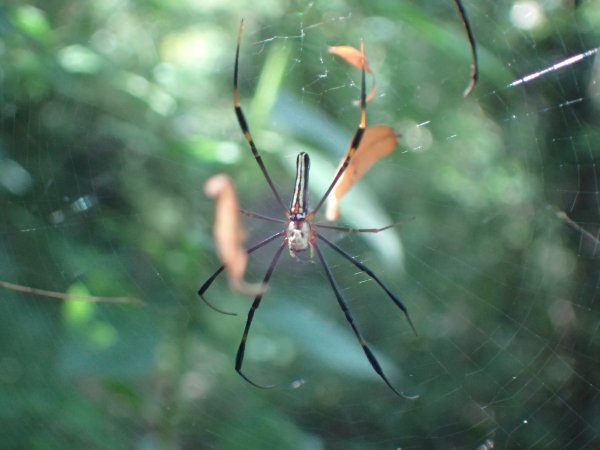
<box><xmin>0</xmin><ymin>280</ymin><xmax>143</xmax><ymax>304</ymax></box>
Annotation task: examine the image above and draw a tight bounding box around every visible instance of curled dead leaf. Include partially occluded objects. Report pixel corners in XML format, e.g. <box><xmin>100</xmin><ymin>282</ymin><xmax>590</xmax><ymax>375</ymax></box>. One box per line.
<box><xmin>328</xmin><ymin>45</ymin><xmax>373</xmax><ymax>72</ymax></box>
<box><xmin>205</xmin><ymin>174</ymin><xmax>266</xmax><ymax>297</ymax></box>
<box><xmin>328</xmin><ymin>44</ymin><xmax>377</xmax><ymax>104</ymax></box>
<box><xmin>326</xmin><ymin>125</ymin><xmax>399</xmax><ymax>221</ymax></box>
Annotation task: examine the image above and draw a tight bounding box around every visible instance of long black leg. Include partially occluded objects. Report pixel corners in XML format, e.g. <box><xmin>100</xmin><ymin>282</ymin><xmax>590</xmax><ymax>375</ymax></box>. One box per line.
<box><xmin>309</xmin><ymin>41</ymin><xmax>367</xmax><ymax>218</ymax></box>
<box><xmin>236</xmin><ymin>242</ymin><xmax>286</xmax><ymax>388</ymax></box>
<box><xmin>198</xmin><ymin>230</ymin><xmax>285</xmax><ymax>315</ymax></box>
<box><xmin>316</xmin><ymin>233</ymin><xmax>417</xmax><ymax>336</ymax></box>
<box><xmin>312</xmin><ymin>218</ymin><xmax>414</xmax><ymax>234</ymax></box>
<box><xmin>313</xmin><ymin>242</ymin><xmax>418</xmax><ymax>399</ymax></box>
<box><xmin>453</xmin><ymin>0</ymin><xmax>478</xmax><ymax>97</ymax></box>
<box><xmin>234</xmin><ymin>19</ymin><xmax>286</xmax><ymax>211</ymax></box>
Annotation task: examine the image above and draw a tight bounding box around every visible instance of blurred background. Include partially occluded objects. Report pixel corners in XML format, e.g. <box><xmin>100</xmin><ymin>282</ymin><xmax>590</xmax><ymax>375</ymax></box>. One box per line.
<box><xmin>1</xmin><ymin>0</ymin><xmax>599</xmax><ymax>448</ymax></box>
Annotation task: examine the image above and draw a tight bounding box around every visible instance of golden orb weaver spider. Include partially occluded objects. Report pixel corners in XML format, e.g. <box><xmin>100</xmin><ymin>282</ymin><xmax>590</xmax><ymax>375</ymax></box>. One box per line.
<box><xmin>200</xmin><ymin>3</ymin><xmax>477</xmax><ymax>399</ymax></box>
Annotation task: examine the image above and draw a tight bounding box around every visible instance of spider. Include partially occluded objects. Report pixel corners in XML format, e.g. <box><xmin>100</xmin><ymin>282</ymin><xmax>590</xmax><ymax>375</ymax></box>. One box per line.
<box><xmin>198</xmin><ymin>19</ymin><xmax>428</xmax><ymax>399</ymax></box>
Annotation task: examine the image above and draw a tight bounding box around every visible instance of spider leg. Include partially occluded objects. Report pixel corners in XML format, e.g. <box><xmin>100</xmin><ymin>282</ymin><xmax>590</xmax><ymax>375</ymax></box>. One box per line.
<box><xmin>198</xmin><ymin>266</ymin><xmax>232</xmax><ymax>315</ymax></box>
<box><xmin>453</xmin><ymin>0</ymin><xmax>478</xmax><ymax>97</ymax></box>
<box><xmin>312</xmin><ymin>218</ymin><xmax>414</xmax><ymax>234</ymax></box>
<box><xmin>234</xmin><ymin>19</ymin><xmax>286</xmax><ymax>211</ymax></box>
<box><xmin>240</xmin><ymin>209</ymin><xmax>286</xmax><ymax>224</ymax></box>
<box><xmin>313</xmin><ymin>242</ymin><xmax>418</xmax><ymax>400</ymax></box>
<box><xmin>236</xmin><ymin>242</ymin><xmax>286</xmax><ymax>389</ymax></box>
<box><xmin>316</xmin><ymin>233</ymin><xmax>417</xmax><ymax>336</ymax></box>
<box><xmin>309</xmin><ymin>41</ymin><xmax>367</xmax><ymax>218</ymax></box>
<box><xmin>198</xmin><ymin>230</ymin><xmax>285</xmax><ymax>315</ymax></box>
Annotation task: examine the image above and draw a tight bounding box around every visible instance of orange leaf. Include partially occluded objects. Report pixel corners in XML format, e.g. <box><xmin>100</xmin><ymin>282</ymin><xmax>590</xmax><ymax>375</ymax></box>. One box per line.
<box><xmin>326</xmin><ymin>125</ymin><xmax>399</xmax><ymax>221</ymax></box>
<box><xmin>205</xmin><ymin>174</ymin><xmax>265</xmax><ymax>296</ymax></box>
<box><xmin>328</xmin><ymin>44</ymin><xmax>378</xmax><ymax>104</ymax></box>
<box><xmin>328</xmin><ymin>45</ymin><xmax>373</xmax><ymax>73</ymax></box>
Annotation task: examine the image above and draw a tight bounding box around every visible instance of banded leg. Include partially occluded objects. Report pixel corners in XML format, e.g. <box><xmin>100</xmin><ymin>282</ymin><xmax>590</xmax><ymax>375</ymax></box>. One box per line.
<box><xmin>316</xmin><ymin>233</ymin><xmax>417</xmax><ymax>336</ymax></box>
<box><xmin>234</xmin><ymin>19</ymin><xmax>286</xmax><ymax>211</ymax></box>
<box><xmin>313</xmin><ymin>242</ymin><xmax>418</xmax><ymax>399</ymax></box>
<box><xmin>309</xmin><ymin>41</ymin><xmax>367</xmax><ymax>218</ymax></box>
<box><xmin>198</xmin><ymin>230</ymin><xmax>285</xmax><ymax>315</ymax></box>
<box><xmin>236</xmin><ymin>242</ymin><xmax>286</xmax><ymax>388</ymax></box>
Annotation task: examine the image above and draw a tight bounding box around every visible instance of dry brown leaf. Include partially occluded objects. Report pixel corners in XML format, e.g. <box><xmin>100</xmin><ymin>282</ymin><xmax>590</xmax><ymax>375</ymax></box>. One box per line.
<box><xmin>205</xmin><ymin>174</ymin><xmax>265</xmax><ymax>297</ymax></box>
<box><xmin>328</xmin><ymin>45</ymin><xmax>373</xmax><ymax>72</ymax></box>
<box><xmin>328</xmin><ymin>45</ymin><xmax>377</xmax><ymax>104</ymax></box>
<box><xmin>326</xmin><ymin>125</ymin><xmax>399</xmax><ymax>221</ymax></box>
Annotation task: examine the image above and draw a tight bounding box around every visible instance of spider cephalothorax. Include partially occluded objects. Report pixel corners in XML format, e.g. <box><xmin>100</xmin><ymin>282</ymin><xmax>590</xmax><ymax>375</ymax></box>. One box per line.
<box><xmin>286</xmin><ymin>219</ymin><xmax>312</xmax><ymax>254</ymax></box>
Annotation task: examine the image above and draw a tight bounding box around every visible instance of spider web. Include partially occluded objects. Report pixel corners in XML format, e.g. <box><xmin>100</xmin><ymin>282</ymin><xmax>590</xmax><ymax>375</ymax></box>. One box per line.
<box><xmin>1</xmin><ymin>1</ymin><xmax>599</xmax><ymax>449</ymax></box>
